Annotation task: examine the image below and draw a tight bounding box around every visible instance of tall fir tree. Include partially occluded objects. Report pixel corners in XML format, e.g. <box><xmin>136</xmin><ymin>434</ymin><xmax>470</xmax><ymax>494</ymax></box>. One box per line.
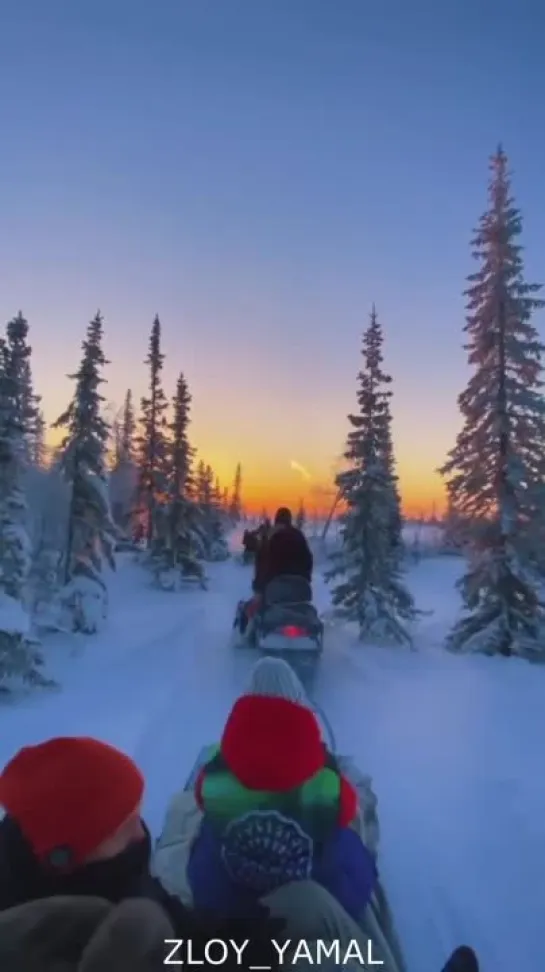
<box><xmin>5</xmin><ymin>312</ymin><xmax>38</xmax><ymax>462</ymax></box>
<box><xmin>295</xmin><ymin>498</ymin><xmax>306</xmax><ymax>530</ymax></box>
<box><xmin>110</xmin><ymin>389</ymin><xmax>137</xmax><ymax>530</ymax></box>
<box><xmin>170</xmin><ymin>376</ymin><xmax>193</xmax><ymax>500</ymax></box>
<box><xmin>442</xmin><ymin>493</ymin><xmax>466</xmax><ymax>552</ymax></box>
<box><xmin>229</xmin><ymin>462</ymin><xmax>242</xmax><ymax>522</ymax></box>
<box><xmin>196</xmin><ymin>460</ymin><xmax>211</xmax><ymax>506</ymax></box>
<box><xmin>326</xmin><ymin>306</ymin><xmax>415</xmax><ymax>643</ymax></box>
<box><xmin>31</xmin><ymin>409</ymin><xmax>46</xmax><ymax>468</ymax></box>
<box><xmin>53</xmin><ymin>312</ymin><xmax>116</xmax><ymax>626</ymax></box>
<box><xmin>0</xmin><ymin>337</ymin><xmax>47</xmax><ymax>687</ymax></box>
<box><xmin>440</xmin><ymin>146</ymin><xmax>545</xmax><ymax>658</ymax></box>
<box><xmin>166</xmin><ymin>372</ymin><xmax>203</xmax><ymax>571</ymax></box>
<box><xmin>196</xmin><ymin>462</ymin><xmax>228</xmax><ymax>559</ymax></box>
<box><xmin>367</xmin><ymin>305</ymin><xmax>403</xmax><ymax>558</ymax></box>
<box><xmin>137</xmin><ymin>316</ymin><xmax>169</xmax><ymax>544</ymax></box>
<box><xmin>121</xmin><ymin>388</ymin><xmax>136</xmax><ymax>462</ymax></box>
<box><xmin>119</xmin><ymin>389</ymin><xmax>135</xmax><ymax>464</ymax></box>
<box><xmin>213</xmin><ymin>475</ymin><xmax>229</xmax><ymax>550</ymax></box>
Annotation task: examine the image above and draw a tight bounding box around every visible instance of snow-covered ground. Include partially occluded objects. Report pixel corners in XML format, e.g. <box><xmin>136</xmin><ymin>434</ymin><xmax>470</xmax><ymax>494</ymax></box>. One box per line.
<box><xmin>1</xmin><ymin>532</ymin><xmax>544</xmax><ymax>972</ymax></box>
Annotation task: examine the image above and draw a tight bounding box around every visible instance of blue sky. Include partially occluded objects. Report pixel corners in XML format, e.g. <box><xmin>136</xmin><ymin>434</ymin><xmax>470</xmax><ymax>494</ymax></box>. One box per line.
<box><xmin>1</xmin><ymin>0</ymin><xmax>544</xmax><ymax>510</ymax></box>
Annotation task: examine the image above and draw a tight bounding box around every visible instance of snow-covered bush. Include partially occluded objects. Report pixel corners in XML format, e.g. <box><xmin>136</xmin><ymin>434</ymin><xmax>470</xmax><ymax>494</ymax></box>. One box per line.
<box><xmin>59</xmin><ymin>564</ymin><xmax>108</xmax><ymax>635</ymax></box>
<box><xmin>0</xmin><ymin>592</ymin><xmax>51</xmax><ymax>693</ymax></box>
<box><xmin>151</xmin><ymin>542</ymin><xmax>207</xmax><ymax>591</ymax></box>
<box><xmin>208</xmin><ymin>537</ymin><xmax>230</xmax><ymax>561</ymax></box>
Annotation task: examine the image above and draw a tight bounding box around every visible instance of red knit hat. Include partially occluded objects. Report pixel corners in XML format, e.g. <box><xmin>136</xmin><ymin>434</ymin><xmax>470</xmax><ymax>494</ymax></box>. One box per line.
<box><xmin>0</xmin><ymin>737</ymin><xmax>145</xmax><ymax>867</ymax></box>
<box><xmin>204</xmin><ymin>695</ymin><xmax>356</xmax><ymax>826</ymax></box>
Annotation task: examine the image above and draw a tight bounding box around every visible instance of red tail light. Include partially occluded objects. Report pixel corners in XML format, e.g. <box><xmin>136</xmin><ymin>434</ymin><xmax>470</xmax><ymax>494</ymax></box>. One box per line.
<box><xmin>281</xmin><ymin>625</ymin><xmax>307</xmax><ymax>638</ymax></box>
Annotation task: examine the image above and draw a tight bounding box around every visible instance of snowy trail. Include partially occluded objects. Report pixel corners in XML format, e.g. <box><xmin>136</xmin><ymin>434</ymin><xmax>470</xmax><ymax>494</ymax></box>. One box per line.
<box><xmin>134</xmin><ymin>570</ymin><xmax>262</xmax><ymax>832</ymax></box>
<box><xmin>2</xmin><ymin>601</ymin><xmax>206</xmax><ymax>757</ymax></box>
<box><xmin>1</xmin><ymin>553</ymin><xmax>259</xmax><ymax>833</ymax></box>
<box><xmin>2</xmin><ymin>545</ymin><xmax>545</xmax><ymax>972</ymax></box>
<box><xmin>310</xmin><ymin>560</ymin><xmax>545</xmax><ymax>972</ymax></box>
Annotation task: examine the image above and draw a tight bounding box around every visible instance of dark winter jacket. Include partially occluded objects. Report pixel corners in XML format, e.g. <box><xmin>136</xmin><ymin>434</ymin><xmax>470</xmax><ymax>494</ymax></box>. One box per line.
<box><xmin>252</xmin><ymin>525</ymin><xmax>313</xmax><ymax>594</ymax></box>
<box><xmin>0</xmin><ymin>814</ymin><xmax>284</xmax><ymax>966</ymax></box>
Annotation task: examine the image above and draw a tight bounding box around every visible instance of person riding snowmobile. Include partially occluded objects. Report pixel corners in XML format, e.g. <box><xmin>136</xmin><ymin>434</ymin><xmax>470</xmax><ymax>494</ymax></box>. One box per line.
<box><xmin>236</xmin><ymin>507</ymin><xmax>313</xmax><ymax>634</ymax></box>
<box><xmin>252</xmin><ymin>506</ymin><xmax>313</xmax><ymax>595</ymax></box>
<box><xmin>242</xmin><ymin>528</ymin><xmax>259</xmax><ymax>564</ymax></box>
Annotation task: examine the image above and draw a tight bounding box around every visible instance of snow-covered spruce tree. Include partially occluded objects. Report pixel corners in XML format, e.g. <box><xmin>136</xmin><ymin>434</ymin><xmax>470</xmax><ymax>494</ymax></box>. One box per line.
<box><xmin>441</xmin><ymin>493</ymin><xmax>468</xmax><ymax>554</ymax></box>
<box><xmin>295</xmin><ymin>499</ymin><xmax>306</xmax><ymax>531</ymax></box>
<box><xmin>325</xmin><ymin>306</ymin><xmax>416</xmax><ymax>643</ymax></box>
<box><xmin>209</xmin><ymin>473</ymin><xmax>229</xmax><ymax>559</ymax></box>
<box><xmin>229</xmin><ymin>462</ymin><xmax>242</xmax><ymax>523</ymax></box>
<box><xmin>5</xmin><ymin>312</ymin><xmax>38</xmax><ymax>461</ymax></box>
<box><xmin>381</xmin><ymin>390</ymin><xmax>404</xmax><ymax>560</ymax></box>
<box><xmin>440</xmin><ymin>146</ymin><xmax>545</xmax><ymax>659</ymax></box>
<box><xmin>109</xmin><ymin>389</ymin><xmax>137</xmax><ymax>532</ymax></box>
<box><xmin>360</xmin><ymin>305</ymin><xmax>404</xmax><ymax>560</ymax></box>
<box><xmin>120</xmin><ymin>388</ymin><xmax>135</xmax><ymax>457</ymax></box>
<box><xmin>0</xmin><ymin>338</ymin><xmax>49</xmax><ymax>689</ymax></box>
<box><xmin>25</xmin><ymin>429</ymin><xmax>69</xmax><ymax>627</ymax></box>
<box><xmin>195</xmin><ymin>461</ymin><xmax>227</xmax><ymax>560</ymax></box>
<box><xmin>53</xmin><ymin>312</ymin><xmax>116</xmax><ymax>633</ymax></box>
<box><xmin>31</xmin><ymin>409</ymin><xmax>46</xmax><ymax>468</ymax></box>
<box><xmin>6</xmin><ymin>313</ymin><xmax>53</xmax><ymax>604</ymax></box>
<box><xmin>136</xmin><ymin>316</ymin><xmax>169</xmax><ymax>547</ymax></box>
<box><xmin>221</xmin><ymin>485</ymin><xmax>229</xmax><ymax>513</ymax></box>
<box><xmin>156</xmin><ymin>372</ymin><xmax>206</xmax><ymax>589</ymax></box>
<box><xmin>195</xmin><ymin>461</ymin><xmax>206</xmax><ymax>503</ymax></box>
<box><xmin>214</xmin><ymin>475</ymin><xmax>227</xmax><ymax>527</ymax></box>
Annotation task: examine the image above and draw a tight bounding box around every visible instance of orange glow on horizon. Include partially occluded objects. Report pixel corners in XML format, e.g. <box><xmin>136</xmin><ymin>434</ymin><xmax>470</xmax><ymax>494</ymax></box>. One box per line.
<box><xmin>241</xmin><ymin>473</ymin><xmax>446</xmax><ymax>520</ymax></box>
<box><xmin>242</xmin><ymin>490</ymin><xmax>446</xmax><ymax>520</ymax></box>
<box><xmin>45</xmin><ymin>428</ymin><xmax>447</xmax><ymax>521</ymax></box>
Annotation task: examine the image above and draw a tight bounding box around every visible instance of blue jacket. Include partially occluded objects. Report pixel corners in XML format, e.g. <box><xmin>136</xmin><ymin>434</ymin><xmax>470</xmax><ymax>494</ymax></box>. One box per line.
<box><xmin>187</xmin><ymin>820</ymin><xmax>377</xmax><ymax>922</ymax></box>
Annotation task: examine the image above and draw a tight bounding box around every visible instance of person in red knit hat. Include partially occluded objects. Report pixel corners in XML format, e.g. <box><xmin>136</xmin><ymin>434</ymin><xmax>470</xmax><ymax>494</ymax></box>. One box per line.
<box><xmin>188</xmin><ymin>658</ymin><xmax>378</xmax><ymax>921</ymax></box>
<box><xmin>0</xmin><ymin>736</ymin><xmax>145</xmax><ymax>873</ymax></box>
<box><xmin>0</xmin><ymin>735</ymin><xmax>285</xmax><ymax>967</ymax></box>
<box><xmin>0</xmin><ymin>737</ymin><xmax>145</xmax><ymax>872</ymax></box>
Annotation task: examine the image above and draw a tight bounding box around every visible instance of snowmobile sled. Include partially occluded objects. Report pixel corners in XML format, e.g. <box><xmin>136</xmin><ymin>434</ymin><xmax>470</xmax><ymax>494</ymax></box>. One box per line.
<box><xmin>233</xmin><ymin>574</ymin><xmax>324</xmax><ymax>656</ymax></box>
<box><xmin>181</xmin><ymin>723</ymin><xmax>407</xmax><ymax>972</ymax></box>
<box><xmin>155</xmin><ymin>682</ymin><xmax>479</xmax><ymax>972</ymax></box>
<box><xmin>178</xmin><ymin>741</ymin><xmax>479</xmax><ymax>972</ymax></box>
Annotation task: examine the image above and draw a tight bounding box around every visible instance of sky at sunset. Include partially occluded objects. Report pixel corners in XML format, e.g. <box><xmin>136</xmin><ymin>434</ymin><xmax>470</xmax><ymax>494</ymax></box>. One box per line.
<box><xmin>1</xmin><ymin>1</ymin><xmax>545</xmax><ymax>516</ymax></box>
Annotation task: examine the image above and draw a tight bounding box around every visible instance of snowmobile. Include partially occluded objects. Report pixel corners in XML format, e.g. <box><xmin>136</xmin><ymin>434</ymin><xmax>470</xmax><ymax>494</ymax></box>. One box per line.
<box><xmin>181</xmin><ymin>712</ymin><xmax>479</xmax><ymax>972</ymax></box>
<box><xmin>233</xmin><ymin>574</ymin><xmax>324</xmax><ymax>657</ymax></box>
<box><xmin>241</xmin><ymin>528</ymin><xmax>259</xmax><ymax>565</ymax></box>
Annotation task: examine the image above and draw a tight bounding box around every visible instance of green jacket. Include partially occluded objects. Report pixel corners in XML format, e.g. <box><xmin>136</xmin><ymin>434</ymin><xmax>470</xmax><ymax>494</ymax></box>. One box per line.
<box><xmin>197</xmin><ymin>745</ymin><xmax>342</xmax><ymax>841</ymax></box>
